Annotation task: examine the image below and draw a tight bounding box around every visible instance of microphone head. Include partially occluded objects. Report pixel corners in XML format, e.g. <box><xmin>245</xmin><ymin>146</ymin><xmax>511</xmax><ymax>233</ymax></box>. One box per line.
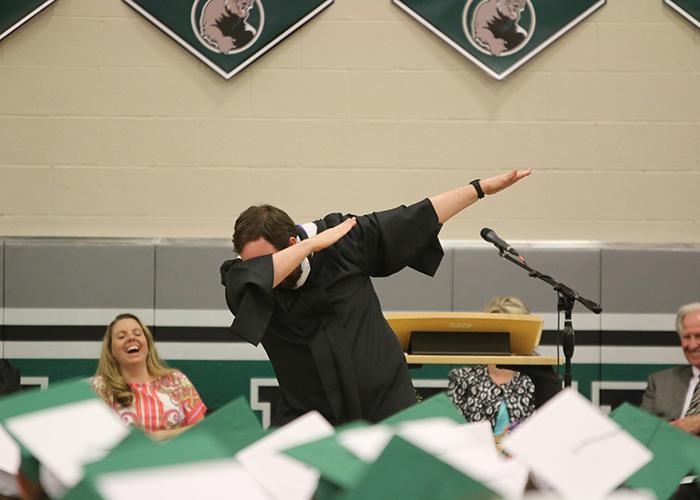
<box><xmin>480</xmin><ymin>227</ymin><xmax>493</xmax><ymax>240</ymax></box>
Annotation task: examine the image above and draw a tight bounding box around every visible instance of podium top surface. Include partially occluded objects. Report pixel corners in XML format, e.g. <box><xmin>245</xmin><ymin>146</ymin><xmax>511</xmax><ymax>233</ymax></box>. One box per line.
<box><xmin>385</xmin><ymin>311</ymin><xmax>544</xmax><ymax>356</ymax></box>
<box><xmin>404</xmin><ymin>354</ymin><xmax>559</xmax><ymax>365</ymax></box>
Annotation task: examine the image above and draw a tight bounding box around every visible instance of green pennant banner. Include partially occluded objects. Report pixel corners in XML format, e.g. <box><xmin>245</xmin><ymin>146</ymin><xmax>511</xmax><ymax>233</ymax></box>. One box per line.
<box><xmin>665</xmin><ymin>0</ymin><xmax>700</xmax><ymax>29</ymax></box>
<box><xmin>393</xmin><ymin>0</ymin><xmax>605</xmax><ymax>80</ymax></box>
<box><xmin>123</xmin><ymin>0</ymin><xmax>333</xmax><ymax>79</ymax></box>
<box><xmin>0</xmin><ymin>0</ymin><xmax>57</xmax><ymax>42</ymax></box>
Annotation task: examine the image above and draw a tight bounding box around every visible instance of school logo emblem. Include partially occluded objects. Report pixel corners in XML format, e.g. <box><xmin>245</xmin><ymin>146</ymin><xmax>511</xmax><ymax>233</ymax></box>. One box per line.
<box><xmin>664</xmin><ymin>0</ymin><xmax>700</xmax><ymax>29</ymax></box>
<box><xmin>193</xmin><ymin>0</ymin><xmax>263</xmax><ymax>54</ymax></box>
<box><xmin>394</xmin><ymin>0</ymin><xmax>605</xmax><ymax>80</ymax></box>
<box><xmin>123</xmin><ymin>0</ymin><xmax>332</xmax><ymax>79</ymax></box>
<box><xmin>464</xmin><ymin>0</ymin><xmax>534</xmax><ymax>57</ymax></box>
<box><xmin>0</xmin><ymin>0</ymin><xmax>57</xmax><ymax>43</ymax></box>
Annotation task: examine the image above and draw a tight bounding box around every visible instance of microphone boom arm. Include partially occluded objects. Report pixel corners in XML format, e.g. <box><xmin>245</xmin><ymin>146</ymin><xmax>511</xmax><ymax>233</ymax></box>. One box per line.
<box><xmin>496</xmin><ymin>250</ymin><xmax>602</xmax><ymax>389</ymax></box>
<box><xmin>499</xmin><ymin>253</ymin><xmax>602</xmax><ymax>314</ymax></box>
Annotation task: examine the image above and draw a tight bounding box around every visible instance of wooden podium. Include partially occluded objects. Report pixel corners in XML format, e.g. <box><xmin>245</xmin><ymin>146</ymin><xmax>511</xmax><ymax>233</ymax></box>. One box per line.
<box><xmin>385</xmin><ymin>312</ymin><xmax>559</xmax><ymax>366</ymax></box>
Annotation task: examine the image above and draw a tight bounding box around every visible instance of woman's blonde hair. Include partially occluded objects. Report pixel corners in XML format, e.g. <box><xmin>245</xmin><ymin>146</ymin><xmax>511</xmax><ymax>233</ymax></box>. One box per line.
<box><xmin>483</xmin><ymin>296</ymin><xmax>530</xmax><ymax>315</ymax></box>
<box><xmin>95</xmin><ymin>313</ymin><xmax>172</xmax><ymax>407</ymax></box>
<box><xmin>483</xmin><ymin>296</ymin><xmax>537</xmax><ymax>354</ymax></box>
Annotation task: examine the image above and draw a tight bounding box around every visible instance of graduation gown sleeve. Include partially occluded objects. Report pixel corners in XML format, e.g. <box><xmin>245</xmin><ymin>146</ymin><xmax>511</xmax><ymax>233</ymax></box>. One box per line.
<box><xmin>219</xmin><ymin>255</ymin><xmax>274</xmax><ymax>345</ymax></box>
<box><xmin>319</xmin><ymin>198</ymin><xmax>444</xmax><ymax>278</ymax></box>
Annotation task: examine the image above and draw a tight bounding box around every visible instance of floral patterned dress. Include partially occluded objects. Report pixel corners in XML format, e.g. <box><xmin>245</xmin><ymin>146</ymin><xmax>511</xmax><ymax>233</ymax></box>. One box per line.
<box><xmin>447</xmin><ymin>365</ymin><xmax>535</xmax><ymax>433</ymax></box>
<box><xmin>92</xmin><ymin>370</ymin><xmax>206</xmax><ymax>432</ymax></box>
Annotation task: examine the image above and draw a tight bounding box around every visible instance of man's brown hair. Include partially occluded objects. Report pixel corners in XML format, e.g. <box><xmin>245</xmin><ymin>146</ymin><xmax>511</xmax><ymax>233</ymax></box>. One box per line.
<box><xmin>233</xmin><ymin>204</ymin><xmax>296</xmax><ymax>254</ymax></box>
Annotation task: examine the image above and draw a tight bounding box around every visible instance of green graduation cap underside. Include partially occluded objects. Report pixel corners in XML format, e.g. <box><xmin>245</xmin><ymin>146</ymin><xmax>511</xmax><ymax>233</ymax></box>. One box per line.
<box><xmin>611</xmin><ymin>403</ymin><xmax>700</xmax><ymax>500</ymax></box>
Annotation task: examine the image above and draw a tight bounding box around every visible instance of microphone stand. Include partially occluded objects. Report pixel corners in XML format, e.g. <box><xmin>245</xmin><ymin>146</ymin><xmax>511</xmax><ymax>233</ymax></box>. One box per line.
<box><xmin>497</xmin><ymin>251</ymin><xmax>602</xmax><ymax>388</ymax></box>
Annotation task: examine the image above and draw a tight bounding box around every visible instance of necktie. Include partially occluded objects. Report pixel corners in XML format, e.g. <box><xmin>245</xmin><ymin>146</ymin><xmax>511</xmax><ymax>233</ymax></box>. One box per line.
<box><xmin>686</xmin><ymin>379</ymin><xmax>700</xmax><ymax>416</ymax></box>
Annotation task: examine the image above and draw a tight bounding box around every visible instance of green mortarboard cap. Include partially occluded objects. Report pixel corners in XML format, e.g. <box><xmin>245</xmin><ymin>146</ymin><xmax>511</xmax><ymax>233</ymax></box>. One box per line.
<box><xmin>382</xmin><ymin>392</ymin><xmax>463</xmax><ymax>425</ymax></box>
<box><xmin>611</xmin><ymin>403</ymin><xmax>700</xmax><ymax>500</ymax></box>
<box><xmin>339</xmin><ymin>436</ymin><xmax>494</xmax><ymax>500</ymax></box>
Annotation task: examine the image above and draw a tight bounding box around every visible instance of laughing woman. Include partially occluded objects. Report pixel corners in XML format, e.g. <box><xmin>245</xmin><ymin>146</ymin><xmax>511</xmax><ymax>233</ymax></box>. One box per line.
<box><xmin>92</xmin><ymin>313</ymin><xmax>207</xmax><ymax>440</ymax></box>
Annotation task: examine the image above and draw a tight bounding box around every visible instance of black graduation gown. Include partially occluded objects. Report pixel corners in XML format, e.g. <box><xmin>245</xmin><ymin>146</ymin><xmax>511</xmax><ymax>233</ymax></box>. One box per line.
<box><xmin>220</xmin><ymin>199</ymin><xmax>444</xmax><ymax>426</ymax></box>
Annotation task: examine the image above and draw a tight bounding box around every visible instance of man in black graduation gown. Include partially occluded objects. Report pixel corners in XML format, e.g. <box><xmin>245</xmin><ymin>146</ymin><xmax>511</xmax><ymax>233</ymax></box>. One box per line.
<box><xmin>220</xmin><ymin>169</ymin><xmax>531</xmax><ymax>426</ymax></box>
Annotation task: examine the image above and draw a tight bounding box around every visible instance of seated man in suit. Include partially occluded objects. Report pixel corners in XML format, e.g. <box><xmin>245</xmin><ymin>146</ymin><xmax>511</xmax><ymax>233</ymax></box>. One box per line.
<box><xmin>641</xmin><ymin>302</ymin><xmax>700</xmax><ymax>436</ymax></box>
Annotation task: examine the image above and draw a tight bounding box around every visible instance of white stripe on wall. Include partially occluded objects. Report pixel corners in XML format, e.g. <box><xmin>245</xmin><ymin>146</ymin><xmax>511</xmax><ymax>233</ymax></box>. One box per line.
<box><xmin>601</xmin><ymin>346</ymin><xmax>686</xmax><ymax>365</ymax></box>
<box><xmin>537</xmin><ymin>346</ymin><xmax>599</xmax><ymax>364</ymax></box>
<box><xmin>536</xmin><ymin>313</ymin><xmax>601</xmax><ymax>331</ymax></box>
<box><xmin>1</xmin><ymin>308</ymin><xmax>678</xmax><ymax>332</ymax></box>
<box><xmin>5</xmin><ymin>341</ymin><xmax>683</xmax><ymax>365</ymax></box>
<box><xmin>5</xmin><ymin>341</ymin><xmax>102</xmax><ymax>359</ymax></box>
<box><xmin>4</xmin><ymin>308</ymin><xmax>155</xmax><ymax>326</ymax></box>
<box><xmin>601</xmin><ymin>314</ymin><xmax>677</xmax><ymax>332</ymax></box>
<box><xmin>5</xmin><ymin>341</ymin><xmax>268</xmax><ymax>361</ymax></box>
<box><xmin>154</xmin><ymin>309</ymin><xmax>233</xmax><ymax>327</ymax></box>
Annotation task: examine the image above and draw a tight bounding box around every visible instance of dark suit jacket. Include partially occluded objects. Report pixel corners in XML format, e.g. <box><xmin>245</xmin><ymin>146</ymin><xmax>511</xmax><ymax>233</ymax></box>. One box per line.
<box><xmin>640</xmin><ymin>365</ymin><xmax>693</xmax><ymax>420</ymax></box>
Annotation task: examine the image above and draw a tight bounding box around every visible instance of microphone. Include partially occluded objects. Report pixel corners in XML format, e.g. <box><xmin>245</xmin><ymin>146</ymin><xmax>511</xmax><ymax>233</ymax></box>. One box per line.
<box><xmin>480</xmin><ymin>227</ymin><xmax>521</xmax><ymax>257</ymax></box>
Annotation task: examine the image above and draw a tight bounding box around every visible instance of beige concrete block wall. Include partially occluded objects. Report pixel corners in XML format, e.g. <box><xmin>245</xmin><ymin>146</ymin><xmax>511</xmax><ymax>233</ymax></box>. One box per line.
<box><xmin>0</xmin><ymin>0</ymin><xmax>698</xmax><ymax>242</ymax></box>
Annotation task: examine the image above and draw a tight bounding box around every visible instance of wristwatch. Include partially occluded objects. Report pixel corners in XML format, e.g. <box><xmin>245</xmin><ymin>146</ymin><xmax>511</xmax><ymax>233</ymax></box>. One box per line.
<box><xmin>469</xmin><ymin>179</ymin><xmax>485</xmax><ymax>199</ymax></box>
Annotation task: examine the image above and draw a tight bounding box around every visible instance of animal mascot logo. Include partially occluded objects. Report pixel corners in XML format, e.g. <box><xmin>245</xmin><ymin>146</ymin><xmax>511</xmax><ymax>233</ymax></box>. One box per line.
<box><xmin>121</xmin><ymin>0</ymin><xmax>332</xmax><ymax>79</ymax></box>
<box><xmin>193</xmin><ymin>0</ymin><xmax>265</xmax><ymax>54</ymax></box>
<box><xmin>393</xmin><ymin>0</ymin><xmax>604</xmax><ymax>79</ymax></box>
<box><xmin>464</xmin><ymin>0</ymin><xmax>535</xmax><ymax>56</ymax></box>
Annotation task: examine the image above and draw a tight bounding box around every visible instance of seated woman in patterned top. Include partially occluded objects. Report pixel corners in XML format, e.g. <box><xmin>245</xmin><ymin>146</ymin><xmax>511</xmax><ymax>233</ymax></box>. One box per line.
<box><xmin>448</xmin><ymin>297</ymin><xmax>536</xmax><ymax>438</ymax></box>
<box><xmin>92</xmin><ymin>313</ymin><xmax>207</xmax><ymax>440</ymax></box>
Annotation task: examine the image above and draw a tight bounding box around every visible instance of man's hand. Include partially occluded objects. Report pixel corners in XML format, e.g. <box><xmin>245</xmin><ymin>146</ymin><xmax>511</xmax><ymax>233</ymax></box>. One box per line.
<box><xmin>481</xmin><ymin>169</ymin><xmax>532</xmax><ymax>196</ymax></box>
<box><xmin>271</xmin><ymin>217</ymin><xmax>356</xmax><ymax>288</ymax></box>
<box><xmin>670</xmin><ymin>415</ymin><xmax>700</xmax><ymax>435</ymax></box>
<box><xmin>429</xmin><ymin>168</ymin><xmax>532</xmax><ymax>224</ymax></box>
<box><xmin>308</xmin><ymin>217</ymin><xmax>357</xmax><ymax>253</ymax></box>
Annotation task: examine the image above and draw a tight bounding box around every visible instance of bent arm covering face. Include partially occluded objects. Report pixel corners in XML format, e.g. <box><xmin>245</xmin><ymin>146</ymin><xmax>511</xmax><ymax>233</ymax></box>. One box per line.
<box><xmin>220</xmin><ymin>255</ymin><xmax>274</xmax><ymax>345</ymax></box>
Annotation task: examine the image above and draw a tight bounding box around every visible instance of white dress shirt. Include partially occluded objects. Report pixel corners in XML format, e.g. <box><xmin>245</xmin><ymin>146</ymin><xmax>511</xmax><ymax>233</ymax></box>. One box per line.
<box><xmin>681</xmin><ymin>365</ymin><xmax>700</xmax><ymax>417</ymax></box>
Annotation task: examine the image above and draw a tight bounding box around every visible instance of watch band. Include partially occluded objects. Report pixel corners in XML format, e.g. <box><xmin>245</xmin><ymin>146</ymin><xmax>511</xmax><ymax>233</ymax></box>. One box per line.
<box><xmin>470</xmin><ymin>179</ymin><xmax>485</xmax><ymax>199</ymax></box>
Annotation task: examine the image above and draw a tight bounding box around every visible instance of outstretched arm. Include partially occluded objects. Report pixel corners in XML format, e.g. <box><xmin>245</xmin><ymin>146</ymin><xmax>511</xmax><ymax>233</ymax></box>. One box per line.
<box><xmin>271</xmin><ymin>217</ymin><xmax>357</xmax><ymax>287</ymax></box>
<box><xmin>429</xmin><ymin>169</ymin><xmax>531</xmax><ymax>224</ymax></box>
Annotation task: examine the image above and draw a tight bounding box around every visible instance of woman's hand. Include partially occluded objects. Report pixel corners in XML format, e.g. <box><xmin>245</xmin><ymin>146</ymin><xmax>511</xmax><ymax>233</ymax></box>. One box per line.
<box><xmin>147</xmin><ymin>426</ymin><xmax>191</xmax><ymax>441</ymax></box>
<box><xmin>481</xmin><ymin>169</ymin><xmax>532</xmax><ymax>196</ymax></box>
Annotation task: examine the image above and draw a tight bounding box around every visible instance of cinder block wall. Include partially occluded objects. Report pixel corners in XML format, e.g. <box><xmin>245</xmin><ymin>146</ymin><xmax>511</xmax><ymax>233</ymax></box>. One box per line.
<box><xmin>0</xmin><ymin>0</ymin><xmax>698</xmax><ymax>241</ymax></box>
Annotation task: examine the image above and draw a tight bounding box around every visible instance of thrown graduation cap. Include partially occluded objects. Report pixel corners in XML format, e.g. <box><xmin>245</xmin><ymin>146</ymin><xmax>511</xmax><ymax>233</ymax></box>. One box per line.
<box><xmin>66</xmin><ymin>430</ymin><xmax>257</xmax><ymax>500</ymax></box>
<box><xmin>0</xmin><ymin>379</ymin><xmax>129</xmax><ymax>495</ymax></box>
<box><xmin>503</xmin><ymin>389</ymin><xmax>653</xmax><ymax>499</ymax></box>
<box><xmin>236</xmin><ymin>411</ymin><xmax>335</xmax><ymax>500</ymax></box>
<box><xmin>95</xmin><ymin>457</ymin><xmax>271</xmax><ymax>500</ymax></box>
<box><xmin>381</xmin><ymin>392</ymin><xmax>464</xmax><ymax>425</ymax></box>
<box><xmin>68</xmin><ymin>395</ymin><xmax>269</xmax><ymax>499</ymax></box>
<box><xmin>285</xmin><ymin>421</ymin><xmax>373</xmax><ymax>492</ymax></box>
<box><xmin>285</xmin><ymin>392</ymin><xmax>464</xmax><ymax>494</ymax></box>
<box><xmin>338</xmin><ymin>436</ymin><xmax>495</xmax><ymax>500</ymax></box>
<box><xmin>286</xmin><ymin>393</ymin><xmax>515</xmax><ymax>498</ymax></box>
<box><xmin>186</xmin><ymin>396</ymin><xmax>267</xmax><ymax>453</ymax></box>
<box><xmin>611</xmin><ymin>403</ymin><xmax>700</xmax><ymax>500</ymax></box>
<box><xmin>0</xmin><ymin>425</ymin><xmax>21</xmax><ymax>497</ymax></box>
<box><xmin>0</xmin><ymin>424</ymin><xmax>20</xmax><ymax>476</ymax></box>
